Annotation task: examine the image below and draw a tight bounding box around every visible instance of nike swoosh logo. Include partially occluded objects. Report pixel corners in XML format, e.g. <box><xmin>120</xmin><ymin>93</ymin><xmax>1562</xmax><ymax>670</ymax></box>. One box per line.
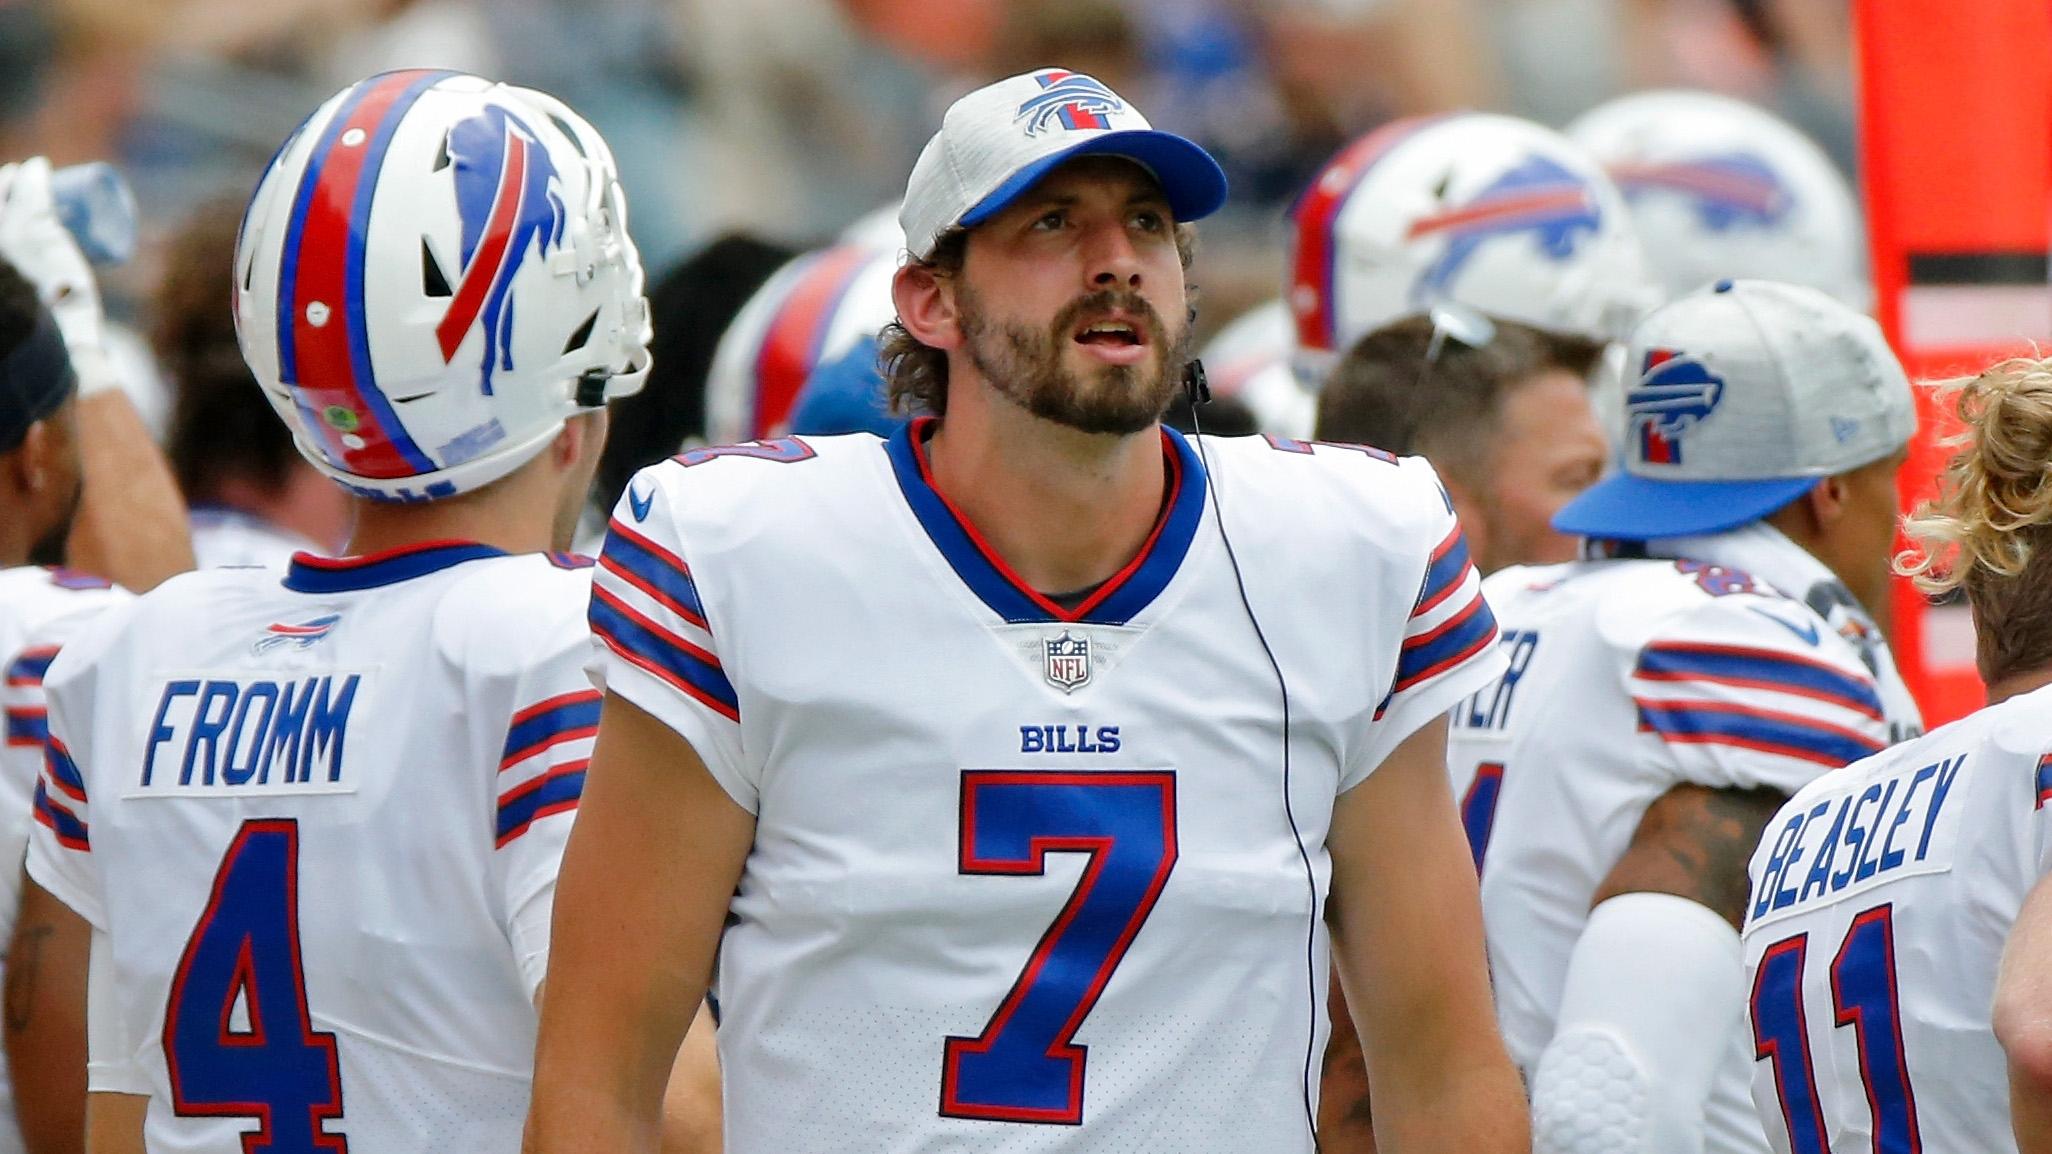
<box><xmin>1748</xmin><ymin>606</ymin><xmax>1820</xmax><ymax>646</ymax></box>
<box><xmin>627</xmin><ymin>483</ymin><xmax>654</xmax><ymax>523</ymax></box>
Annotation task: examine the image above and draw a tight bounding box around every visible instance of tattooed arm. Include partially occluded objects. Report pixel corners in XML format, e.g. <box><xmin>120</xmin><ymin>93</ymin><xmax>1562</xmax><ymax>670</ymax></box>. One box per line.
<box><xmin>1529</xmin><ymin>783</ymin><xmax>1789</xmax><ymax>1153</ymax></box>
<box><xmin>5</xmin><ymin>877</ymin><xmax>88</xmax><ymax>1154</ymax></box>
<box><xmin>1593</xmin><ymin>782</ymin><xmax>1790</xmax><ymax>927</ymax></box>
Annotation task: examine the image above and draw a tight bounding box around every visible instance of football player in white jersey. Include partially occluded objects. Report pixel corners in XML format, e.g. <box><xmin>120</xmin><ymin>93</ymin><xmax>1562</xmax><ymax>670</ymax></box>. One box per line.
<box><xmin>1740</xmin><ymin>353</ymin><xmax>2052</xmax><ymax>1154</ymax></box>
<box><xmin>1317</xmin><ymin>309</ymin><xmax>1609</xmax><ymax>575</ymax></box>
<box><xmin>529</xmin><ymin>68</ymin><xmax>1526</xmax><ymax>1154</ymax></box>
<box><xmin>0</xmin><ymin>159</ymin><xmax>195</xmax><ymax>1154</ymax></box>
<box><xmin>1450</xmin><ymin>280</ymin><xmax>1924</xmax><ymax>1154</ymax></box>
<box><xmin>18</xmin><ymin>70</ymin><xmax>651</xmax><ymax>1153</ymax></box>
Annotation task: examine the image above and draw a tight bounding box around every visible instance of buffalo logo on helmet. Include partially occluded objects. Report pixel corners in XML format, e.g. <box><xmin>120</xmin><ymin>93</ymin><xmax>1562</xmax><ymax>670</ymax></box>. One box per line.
<box><xmin>1627</xmin><ymin>348</ymin><xmax>1724</xmax><ymax>466</ymax></box>
<box><xmin>1015</xmin><ymin>70</ymin><xmax>1124</xmax><ymax>136</ymax></box>
<box><xmin>1405</xmin><ymin>154</ymin><xmax>1603</xmax><ymax>309</ymax></box>
<box><xmin>1609</xmin><ymin>152</ymin><xmax>1794</xmax><ymax>233</ymax></box>
<box><xmin>1043</xmin><ymin>631</ymin><xmax>1092</xmax><ymax>693</ymax></box>
<box><xmin>434</xmin><ymin>104</ymin><xmax>567</xmax><ymax>396</ymax></box>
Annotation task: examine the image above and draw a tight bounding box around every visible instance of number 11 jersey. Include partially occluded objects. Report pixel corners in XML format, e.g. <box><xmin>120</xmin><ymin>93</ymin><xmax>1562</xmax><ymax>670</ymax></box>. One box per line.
<box><xmin>1741</xmin><ymin>681</ymin><xmax>2052</xmax><ymax>1154</ymax></box>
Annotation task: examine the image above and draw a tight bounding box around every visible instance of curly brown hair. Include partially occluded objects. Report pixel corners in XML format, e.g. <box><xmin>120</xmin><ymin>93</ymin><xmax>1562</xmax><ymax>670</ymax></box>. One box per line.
<box><xmin>877</xmin><ymin>222</ymin><xmax>1198</xmax><ymax>417</ymax></box>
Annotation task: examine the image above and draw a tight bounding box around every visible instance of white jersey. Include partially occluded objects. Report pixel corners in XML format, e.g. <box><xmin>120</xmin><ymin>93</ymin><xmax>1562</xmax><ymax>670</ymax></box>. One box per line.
<box><xmin>1741</xmin><ymin>683</ymin><xmax>2052</xmax><ymax>1154</ymax></box>
<box><xmin>1451</xmin><ymin>549</ymin><xmax>1921</xmax><ymax>1154</ymax></box>
<box><xmin>25</xmin><ymin>543</ymin><xmax>595</xmax><ymax>1153</ymax></box>
<box><xmin>189</xmin><ymin>506</ymin><xmax>326</xmax><ymax>570</ymax></box>
<box><xmin>594</xmin><ymin>424</ymin><xmax>1506</xmax><ymax>1153</ymax></box>
<box><xmin>0</xmin><ymin>566</ymin><xmax>129</xmax><ymax>1154</ymax></box>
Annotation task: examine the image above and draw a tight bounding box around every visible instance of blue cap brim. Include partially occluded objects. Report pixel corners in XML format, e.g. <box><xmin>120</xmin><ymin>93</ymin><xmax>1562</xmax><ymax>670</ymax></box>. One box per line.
<box><xmin>1551</xmin><ymin>473</ymin><xmax>1820</xmax><ymax>540</ymax></box>
<box><xmin>959</xmin><ymin>130</ymin><xmax>1229</xmax><ymax>229</ymax></box>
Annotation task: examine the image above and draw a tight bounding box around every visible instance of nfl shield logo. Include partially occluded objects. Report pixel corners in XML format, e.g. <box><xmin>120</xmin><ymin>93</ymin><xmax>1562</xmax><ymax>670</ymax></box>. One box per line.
<box><xmin>1043</xmin><ymin>631</ymin><xmax>1092</xmax><ymax>693</ymax></box>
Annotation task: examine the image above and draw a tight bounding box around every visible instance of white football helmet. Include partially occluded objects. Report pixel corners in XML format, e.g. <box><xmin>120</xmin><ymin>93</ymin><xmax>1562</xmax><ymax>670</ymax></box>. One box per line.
<box><xmin>1286</xmin><ymin>112</ymin><xmax>1657</xmax><ymax>386</ymax></box>
<box><xmin>1196</xmin><ymin>299</ymin><xmax>1315</xmax><ymax>438</ymax></box>
<box><xmin>1568</xmin><ymin>89</ymin><xmax>1870</xmax><ymax>311</ymax></box>
<box><xmin>234</xmin><ymin>70</ymin><xmax>651</xmax><ymax>502</ymax></box>
<box><xmin>703</xmin><ymin>242</ymin><xmax>898</xmax><ymax>445</ymax></box>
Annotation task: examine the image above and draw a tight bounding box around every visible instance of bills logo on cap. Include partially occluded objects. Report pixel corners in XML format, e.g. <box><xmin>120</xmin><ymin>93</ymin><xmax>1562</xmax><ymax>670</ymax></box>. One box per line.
<box><xmin>1043</xmin><ymin>631</ymin><xmax>1092</xmax><ymax>692</ymax></box>
<box><xmin>435</xmin><ymin>105</ymin><xmax>567</xmax><ymax>395</ymax></box>
<box><xmin>1405</xmin><ymin>155</ymin><xmax>1603</xmax><ymax>308</ymax></box>
<box><xmin>1016</xmin><ymin>70</ymin><xmax>1124</xmax><ymax>136</ymax></box>
<box><xmin>254</xmin><ymin>613</ymin><xmax>342</xmax><ymax>655</ymax></box>
<box><xmin>1627</xmin><ymin>348</ymin><xmax>1724</xmax><ymax>465</ymax></box>
<box><xmin>1611</xmin><ymin>153</ymin><xmax>1793</xmax><ymax>232</ymax></box>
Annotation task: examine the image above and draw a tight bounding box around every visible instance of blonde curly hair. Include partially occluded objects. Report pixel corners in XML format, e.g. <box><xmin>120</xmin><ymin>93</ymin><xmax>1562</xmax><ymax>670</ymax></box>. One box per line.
<box><xmin>1896</xmin><ymin>354</ymin><xmax>2052</xmax><ymax>681</ymax></box>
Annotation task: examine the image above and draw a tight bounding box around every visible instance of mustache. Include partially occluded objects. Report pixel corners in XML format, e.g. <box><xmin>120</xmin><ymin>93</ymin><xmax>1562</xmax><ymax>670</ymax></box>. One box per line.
<box><xmin>1052</xmin><ymin>290</ymin><xmax>1170</xmax><ymax>344</ymax></box>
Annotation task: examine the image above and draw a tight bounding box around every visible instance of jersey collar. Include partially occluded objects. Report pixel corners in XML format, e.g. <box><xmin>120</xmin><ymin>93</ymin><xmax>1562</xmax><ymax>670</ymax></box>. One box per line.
<box><xmin>885</xmin><ymin>416</ymin><xmax>1207</xmax><ymax>625</ymax></box>
<box><xmin>283</xmin><ymin>539</ymin><xmax>508</xmax><ymax>593</ymax></box>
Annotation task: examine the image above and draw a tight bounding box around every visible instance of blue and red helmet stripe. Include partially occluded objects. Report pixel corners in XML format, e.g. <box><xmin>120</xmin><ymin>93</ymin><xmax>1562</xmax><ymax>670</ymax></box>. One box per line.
<box><xmin>1288</xmin><ymin>116</ymin><xmax>1443</xmax><ymax>356</ymax></box>
<box><xmin>751</xmin><ymin>246</ymin><xmax>873</xmax><ymax>440</ymax></box>
<box><xmin>276</xmin><ymin>69</ymin><xmax>455</xmax><ymax>479</ymax></box>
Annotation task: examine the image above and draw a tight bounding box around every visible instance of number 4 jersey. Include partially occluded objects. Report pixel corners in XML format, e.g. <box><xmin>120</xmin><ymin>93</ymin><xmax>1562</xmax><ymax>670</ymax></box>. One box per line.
<box><xmin>24</xmin><ymin>543</ymin><xmax>597</xmax><ymax>1153</ymax></box>
<box><xmin>594</xmin><ymin>422</ymin><xmax>1505</xmax><ymax>1153</ymax></box>
<box><xmin>1741</xmin><ymin>681</ymin><xmax>2052</xmax><ymax>1154</ymax></box>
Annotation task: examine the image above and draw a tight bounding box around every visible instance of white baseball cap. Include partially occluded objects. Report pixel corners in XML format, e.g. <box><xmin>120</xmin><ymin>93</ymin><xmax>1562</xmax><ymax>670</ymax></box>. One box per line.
<box><xmin>1553</xmin><ymin>279</ymin><xmax>1915</xmax><ymax>540</ymax></box>
<box><xmin>899</xmin><ymin>68</ymin><xmax>1228</xmax><ymax>260</ymax></box>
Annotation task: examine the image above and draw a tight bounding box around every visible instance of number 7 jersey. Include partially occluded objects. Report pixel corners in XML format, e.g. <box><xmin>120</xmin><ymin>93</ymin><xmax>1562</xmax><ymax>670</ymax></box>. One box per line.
<box><xmin>593</xmin><ymin>423</ymin><xmax>1505</xmax><ymax>1153</ymax></box>
<box><xmin>1741</xmin><ymin>681</ymin><xmax>2052</xmax><ymax>1154</ymax></box>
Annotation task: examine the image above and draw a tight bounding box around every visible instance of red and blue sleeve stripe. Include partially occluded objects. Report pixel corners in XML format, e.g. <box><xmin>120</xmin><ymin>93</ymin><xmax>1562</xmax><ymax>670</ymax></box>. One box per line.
<box><xmin>1414</xmin><ymin>527</ymin><xmax>1476</xmax><ymax>617</ymax></box>
<box><xmin>4</xmin><ymin>645</ymin><xmax>57</xmax><ymax>686</ymax></box>
<box><xmin>32</xmin><ymin>780</ymin><xmax>86</xmax><ymax>851</ymax></box>
<box><xmin>501</xmin><ymin>690</ymin><xmax>601</xmax><ymax>771</ymax></box>
<box><xmin>1392</xmin><ymin>594</ymin><xmax>1499</xmax><ymax>696</ymax></box>
<box><xmin>599</xmin><ymin>519</ymin><xmax>708</xmax><ymax>629</ymax></box>
<box><xmin>496</xmin><ymin>759</ymin><xmax>586</xmax><ymax>847</ymax></box>
<box><xmin>43</xmin><ymin>737</ymin><xmax>86</xmax><ymax>804</ymax></box>
<box><xmin>2036</xmin><ymin>753</ymin><xmax>2052</xmax><ymax>810</ymax></box>
<box><xmin>6</xmin><ymin>707</ymin><xmax>47</xmax><ymax>748</ymax></box>
<box><xmin>589</xmin><ymin>585</ymin><xmax>740</xmax><ymax>722</ymax></box>
<box><xmin>1637</xmin><ymin>643</ymin><xmax>1884</xmax><ymax>721</ymax></box>
<box><xmin>1635</xmin><ymin>698</ymin><xmax>1883</xmax><ymax>768</ymax></box>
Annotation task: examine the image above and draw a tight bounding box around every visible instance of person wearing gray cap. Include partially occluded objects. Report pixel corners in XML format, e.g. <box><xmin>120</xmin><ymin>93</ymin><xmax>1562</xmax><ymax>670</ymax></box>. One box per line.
<box><xmin>531</xmin><ymin>68</ymin><xmax>1527</xmax><ymax>1154</ymax></box>
<box><xmin>1442</xmin><ymin>279</ymin><xmax>1925</xmax><ymax>1154</ymax></box>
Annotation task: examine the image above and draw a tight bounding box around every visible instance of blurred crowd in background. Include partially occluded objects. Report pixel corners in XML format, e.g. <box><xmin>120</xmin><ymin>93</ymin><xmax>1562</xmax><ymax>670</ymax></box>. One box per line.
<box><xmin>0</xmin><ymin>0</ymin><xmax>1853</xmax><ymax>364</ymax></box>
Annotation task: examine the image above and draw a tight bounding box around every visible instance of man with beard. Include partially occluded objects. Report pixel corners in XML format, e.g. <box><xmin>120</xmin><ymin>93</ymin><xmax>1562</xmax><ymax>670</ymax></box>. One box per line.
<box><xmin>0</xmin><ymin>153</ymin><xmax>191</xmax><ymax>1154</ymax></box>
<box><xmin>527</xmin><ymin>69</ymin><xmax>1526</xmax><ymax>1154</ymax></box>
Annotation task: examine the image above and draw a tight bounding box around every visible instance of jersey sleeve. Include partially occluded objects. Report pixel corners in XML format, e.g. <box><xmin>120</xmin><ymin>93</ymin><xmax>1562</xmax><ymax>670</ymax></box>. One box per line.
<box><xmin>1626</xmin><ymin>596</ymin><xmax>1889</xmax><ymax>796</ymax></box>
<box><xmin>588</xmin><ymin>473</ymin><xmax>751</xmax><ymax>811</ymax></box>
<box><xmin>491</xmin><ymin>590</ymin><xmax>604</xmax><ymax>1000</ymax></box>
<box><xmin>22</xmin><ymin>642</ymin><xmax>109</xmax><ymax>931</ymax></box>
<box><xmin>1346</xmin><ymin>471</ymin><xmax>1507</xmax><ymax>791</ymax></box>
<box><xmin>2031</xmin><ymin>747</ymin><xmax>2052</xmax><ymax>877</ymax></box>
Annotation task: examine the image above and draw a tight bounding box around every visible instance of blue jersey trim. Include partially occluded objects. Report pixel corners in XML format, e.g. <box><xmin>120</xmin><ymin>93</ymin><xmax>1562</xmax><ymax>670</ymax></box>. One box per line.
<box><xmin>1637</xmin><ymin>643</ymin><xmax>1884</xmax><ymax>720</ymax></box>
<box><xmin>1636</xmin><ymin>701</ymin><xmax>1881</xmax><ymax>767</ymax></box>
<box><xmin>884</xmin><ymin>417</ymin><xmax>1206</xmax><ymax>625</ymax></box>
<box><xmin>283</xmin><ymin>540</ymin><xmax>507</xmax><ymax>593</ymax></box>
